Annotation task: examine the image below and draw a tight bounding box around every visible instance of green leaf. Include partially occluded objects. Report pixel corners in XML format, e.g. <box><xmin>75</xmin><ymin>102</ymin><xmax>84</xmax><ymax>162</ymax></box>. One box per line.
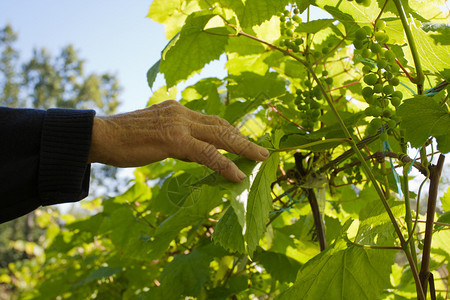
<box><xmin>279</xmin><ymin>239</ymin><xmax>395</xmax><ymax>300</ymax></box>
<box><xmin>145</xmin><ymin>248</ymin><xmax>213</xmax><ymax>299</ymax></box>
<box><xmin>159</xmin><ymin>11</ymin><xmax>230</xmax><ymax>87</ymax></box>
<box><xmin>78</xmin><ymin>267</ymin><xmax>122</xmax><ymax>285</ymax></box>
<box><xmin>256</xmin><ymin>250</ymin><xmax>302</xmax><ymax>283</ymax></box>
<box><xmin>397</xmin><ymin>96</ymin><xmax>450</xmax><ymax>152</ymax></box>
<box><xmin>295</xmin><ymin>19</ymin><xmax>334</xmax><ymax>34</ymax></box>
<box><xmin>216</xmin><ymin>0</ymin><xmax>289</xmax><ymax>29</ymax></box>
<box><xmin>146</xmin><ymin>85</ymin><xmax>178</xmax><ymax>106</ymax></box>
<box><xmin>245</xmin><ymin>152</ymin><xmax>279</xmax><ymax>255</ymax></box>
<box><xmin>441</xmin><ymin>186</ymin><xmax>450</xmax><ymax>212</ymax></box>
<box><xmin>147</xmin><ymin>185</ymin><xmax>224</xmax><ymax>260</ymax></box>
<box><xmin>146</xmin><ymin>59</ymin><xmax>160</xmax><ymax>90</ymax></box>
<box><xmin>213</xmin><ymin>206</ymin><xmax>245</xmax><ymax>254</ymax></box>
<box><xmin>355</xmin><ymin>199</ymin><xmax>404</xmax><ymax>246</ymax></box>
<box><xmin>435</xmin><ymin>211</ymin><xmax>450</xmax><ymax>231</ymax></box>
<box><xmin>147</xmin><ymin>0</ymin><xmax>206</xmax><ymax>39</ymax></box>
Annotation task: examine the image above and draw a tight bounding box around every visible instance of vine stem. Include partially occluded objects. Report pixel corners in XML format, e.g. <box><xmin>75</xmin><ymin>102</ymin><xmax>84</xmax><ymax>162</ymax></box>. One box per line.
<box><xmin>401</xmin><ymin>139</ymin><xmax>419</xmax><ymax>268</ymax></box>
<box><xmin>392</xmin><ymin>0</ymin><xmax>425</xmax><ymax>94</ymax></box>
<box><xmin>270</xmin><ymin>138</ymin><xmax>350</xmax><ymax>152</ymax></box>
<box><xmin>420</xmin><ymin>154</ymin><xmax>445</xmax><ymax>298</ymax></box>
<box><xmin>305</xmin><ymin>188</ymin><xmax>327</xmax><ymax>251</ymax></box>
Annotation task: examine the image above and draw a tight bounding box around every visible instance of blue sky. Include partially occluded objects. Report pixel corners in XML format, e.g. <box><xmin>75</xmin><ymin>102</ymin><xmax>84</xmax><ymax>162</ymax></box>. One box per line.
<box><xmin>0</xmin><ymin>0</ymin><xmax>171</xmax><ymax>113</ymax></box>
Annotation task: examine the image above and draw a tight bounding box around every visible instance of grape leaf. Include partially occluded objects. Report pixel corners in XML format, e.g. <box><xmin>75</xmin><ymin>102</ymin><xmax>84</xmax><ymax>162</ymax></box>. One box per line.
<box><xmin>245</xmin><ymin>152</ymin><xmax>279</xmax><ymax>255</ymax></box>
<box><xmin>78</xmin><ymin>267</ymin><xmax>122</xmax><ymax>285</ymax></box>
<box><xmin>255</xmin><ymin>250</ymin><xmax>302</xmax><ymax>283</ymax></box>
<box><xmin>144</xmin><ymin>248</ymin><xmax>212</xmax><ymax>299</ymax></box>
<box><xmin>146</xmin><ymin>59</ymin><xmax>160</xmax><ymax>90</ymax></box>
<box><xmin>159</xmin><ymin>11</ymin><xmax>230</xmax><ymax>87</ymax></box>
<box><xmin>397</xmin><ymin>96</ymin><xmax>450</xmax><ymax>152</ymax></box>
<box><xmin>147</xmin><ymin>0</ymin><xmax>206</xmax><ymax>39</ymax></box>
<box><xmin>213</xmin><ymin>206</ymin><xmax>245</xmax><ymax>254</ymax></box>
<box><xmin>295</xmin><ymin>19</ymin><xmax>334</xmax><ymax>34</ymax></box>
<box><xmin>355</xmin><ymin>199</ymin><xmax>404</xmax><ymax>246</ymax></box>
<box><xmin>147</xmin><ymin>185</ymin><xmax>224</xmax><ymax>260</ymax></box>
<box><xmin>215</xmin><ymin>0</ymin><xmax>289</xmax><ymax>29</ymax></box>
<box><xmin>441</xmin><ymin>186</ymin><xmax>450</xmax><ymax>212</ymax></box>
<box><xmin>279</xmin><ymin>239</ymin><xmax>395</xmax><ymax>300</ymax></box>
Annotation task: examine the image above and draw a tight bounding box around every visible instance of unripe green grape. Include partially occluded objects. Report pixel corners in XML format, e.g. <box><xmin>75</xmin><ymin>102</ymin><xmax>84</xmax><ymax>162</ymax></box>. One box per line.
<box><xmin>295</xmin><ymin>37</ymin><xmax>304</xmax><ymax>45</ymax></box>
<box><xmin>375</xmin><ymin>20</ymin><xmax>386</xmax><ymax>31</ymax></box>
<box><xmin>286</xmin><ymin>21</ymin><xmax>293</xmax><ymax>28</ymax></box>
<box><xmin>374</xmin><ymin>32</ymin><xmax>389</xmax><ymax>43</ymax></box>
<box><xmin>283</xmin><ymin>10</ymin><xmax>290</xmax><ymax>16</ymax></box>
<box><xmin>391</xmin><ymin>64</ymin><xmax>400</xmax><ymax>73</ymax></box>
<box><xmin>390</xmin><ymin>77</ymin><xmax>400</xmax><ymax>86</ymax></box>
<box><xmin>293</xmin><ymin>8</ymin><xmax>300</xmax><ymax>14</ymax></box>
<box><xmin>373</xmin><ymin>83</ymin><xmax>383</xmax><ymax>93</ymax></box>
<box><xmin>312</xmin><ymin>109</ymin><xmax>321</xmax><ymax>118</ymax></box>
<box><xmin>322</xmin><ymin>47</ymin><xmax>329</xmax><ymax>54</ymax></box>
<box><xmin>304</xmin><ymin>79</ymin><xmax>312</xmax><ymax>87</ymax></box>
<box><xmin>392</xmin><ymin>90</ymin><xmax>403</xmax><ymax>99</ymax></box>
<box><xmin>311</xmin><ymin>99</ymin><xmax>321</xmax><ymax>109</ymax></box>
<box><xmin>384</xmin><ymin>71</ymin><xmax>393</xmax><ymax>80</ymax></box>
<box><xmin>373</xmin><ymin>107</ymin><xmax>382</xmax><ymax>117</ymax></box>
<box><xmin>371</xmin><ymin>118</ymin><xmax>383</xmax><ymax>128</ymax></box>
<box><xmin>292</xmin><ymin>44</ymin><xmax>300</xmax><ymax>52</ymax></box>
<box><xmin>363</xmin><ymin>26</ymin><xmax>373</xmax><ymax>34</ymax></box>
<box><xmin>362</xmin><ymin>65</ymin><xmax>372</xmax><ymax>74</ymax></box>
<box><xmin>362</xmin><ymin>0</ymin><xmax>371</xmax><ymax>7</ymax></box>
<box><xmin>365</xmin><ymin>95</ymin><xmax>376</xmax><ymax>105</ymax></box>
<box><xmin>383</xmin><ymin>84</ymin><xmax>394</xmax><ymax>95</ymax></box>
<box><xmin>390</xmin><ymin>96</ymin><xmax>401</xmax><ymax>107</ymax></box>
<box><xmin>382</xmin><ymin>109</ymin><xmax>392</xmax><ymax>118</ymax></box>
<box><xmin>370</xmin><ymin>43</ymin><xmax>382</xmax><ymax>54</ymax></box>
<box><xmin>377</xmin><ymin>59</ymin><xmax>387</xmax><ymax>69</ymax></box>
<box><xmin>293</xmin><ymin>15</ymin><xmax>302</xmax><ymax>23</ymax></box>
<box><xmin>355</xmin><ymin>28</ymin><xmax>367</xmax><ymax>40</ymax></box>
<box><xmin>325</xmin><ymin>77</ymin><xmax>333</xmax><ymax>85</ymax></box>
<box><xmin>387</xmin><ymin>119</ymin><xmax>397</xmax><ymax>128</ymax></box>
<box><xmin>364</xmin><ymin>73</ymin><xmax>378</xmax><ymax>85</ymax></box>
<box><xmin>384</xmin><ymin>50</ymin><xmax>395</xmax><ymax>60</ymax></box>
<box><xmin>286</xmin><ymin>29</ymin><xmax>294</xmax><ymax>37</ymax></box>
<box><xmin>361</xmin><ymin>48</ymin><xmax>371</xmax><ymax>58</ymax></box>
<box><xmin>353</xmin><ymin>40</ymin><xmax>364</xmax><ymax>49</ymax></box>
<box><xmin>379</xmin><ymin>132</ymin><xmax>388</xmax><ymax>142</ymax></box>
<box><xmin>280</xmin><ymin>16</ymin><xmax>286</xmax><ymax>22</ymax></box>
<box><xmin>364</xmin><ymin>107</ymin><xmax>375</xmax><ymax>117</ymax></box>
<box><xmin>322</xmin><ymin>70</ymin><xmax>329</xmax><ymax>77</ymax></box>
<box><xmin>362</xmin><ymin>86</ymin><xmax>374</xmax><ymax>99</ymax></box>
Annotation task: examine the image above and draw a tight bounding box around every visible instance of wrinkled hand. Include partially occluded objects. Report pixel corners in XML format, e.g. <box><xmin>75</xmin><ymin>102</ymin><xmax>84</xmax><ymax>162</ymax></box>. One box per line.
<box><xmin>88</xmin><ymin>100</ymin><xmax>270</xmax><ymax>182</ymax></box>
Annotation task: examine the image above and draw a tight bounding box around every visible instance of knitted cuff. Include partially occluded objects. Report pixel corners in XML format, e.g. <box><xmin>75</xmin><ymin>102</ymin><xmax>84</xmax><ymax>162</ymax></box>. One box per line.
<box><xmin>39</xmin><ymin>108</ymin><xmax>96</xmax><ymax>206</ymax></box>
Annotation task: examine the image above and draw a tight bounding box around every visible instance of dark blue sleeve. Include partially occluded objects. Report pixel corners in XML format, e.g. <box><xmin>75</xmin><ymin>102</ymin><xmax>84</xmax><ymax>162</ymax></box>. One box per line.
<box><xmin>0</xmin><ymin>107</ymin><xmax>96</xmax><ymax>223</ymax></box>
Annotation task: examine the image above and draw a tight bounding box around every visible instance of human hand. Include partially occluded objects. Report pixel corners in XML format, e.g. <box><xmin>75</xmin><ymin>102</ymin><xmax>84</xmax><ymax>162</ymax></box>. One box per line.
<box><xmin>88</xmin><ymin>100</ymin><xmax>270</xmax><ymax>182</ymax></box>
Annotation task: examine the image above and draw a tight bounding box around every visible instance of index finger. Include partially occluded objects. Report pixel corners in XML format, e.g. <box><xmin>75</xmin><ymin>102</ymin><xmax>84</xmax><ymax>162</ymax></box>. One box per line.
<box><xmin>190</xmin><ymin>123</ymin><xmax>270</xmax><ymax>161</ymax></box>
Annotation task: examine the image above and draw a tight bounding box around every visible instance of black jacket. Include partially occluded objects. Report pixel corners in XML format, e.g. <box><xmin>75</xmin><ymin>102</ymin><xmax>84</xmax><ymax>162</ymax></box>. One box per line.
<box><xmin>0</xmin><ymin>107</ymin><xmax>95</xmax><ymax>223</ymax></box>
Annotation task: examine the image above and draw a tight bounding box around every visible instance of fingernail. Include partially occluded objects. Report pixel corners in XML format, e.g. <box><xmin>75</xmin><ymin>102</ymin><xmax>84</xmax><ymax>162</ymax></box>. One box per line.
<box><xmin>236</xmin><ymin>170</ymin><xmax>247</xmax><ymax>181</ymax></box>
<box><xmin>260</xmin><ymin>148</ymin><xmax>270</xmax><ymax>158</ymax></box>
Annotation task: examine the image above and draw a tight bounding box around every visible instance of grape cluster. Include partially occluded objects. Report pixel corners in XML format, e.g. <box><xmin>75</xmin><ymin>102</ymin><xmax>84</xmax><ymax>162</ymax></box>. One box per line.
<box><xmin>294</xmin><ymin>71</ymin><xmax>331</xmax><ymax>130</ymax></box>
<box><xmin>352</xmin><ymin>22</ymin><xmax>403</xmax><ymax>139</ymax></box>
<box><xmin>279</xmin><ymin>8</ymin><xmax>304</xmax><ymax>52</ymax></box>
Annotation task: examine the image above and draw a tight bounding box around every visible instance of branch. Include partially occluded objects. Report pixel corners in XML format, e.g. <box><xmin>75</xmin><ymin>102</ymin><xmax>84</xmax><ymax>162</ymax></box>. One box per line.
<box><xmin>420</xmin><ymin>154</ymin><xmax>446</xmax><ymax>298</ymax></box>
<box><xmin>304</xmin><ymin>188</ymin><xmax>327</xmax><ymax>251</ymax></box>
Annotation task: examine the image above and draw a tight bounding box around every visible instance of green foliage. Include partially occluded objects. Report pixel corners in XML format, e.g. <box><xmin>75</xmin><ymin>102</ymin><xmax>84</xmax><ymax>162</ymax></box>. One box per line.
<box><xmin>3</xmin><ymin>1</ymin><xmax>450</xmax><ymax>299</ymax></box>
